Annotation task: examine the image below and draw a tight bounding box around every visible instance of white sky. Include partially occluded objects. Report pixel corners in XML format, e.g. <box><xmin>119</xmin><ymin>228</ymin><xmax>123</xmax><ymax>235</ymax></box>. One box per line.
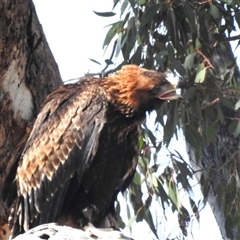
<box><xmin>33</xmin><ymin>0</ymin><xmax>120</xmax><ymax>81</ymax></box>
<box><xmin>32</xmin><ymin>1</ymin><xmax>224</xmax><ymax>239</ymax></box>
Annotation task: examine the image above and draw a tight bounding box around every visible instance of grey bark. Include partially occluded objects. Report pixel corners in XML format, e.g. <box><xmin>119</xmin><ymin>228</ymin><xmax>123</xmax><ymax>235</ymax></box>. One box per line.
<box><xmin>188</xmin><ymin>42</ymin><xmax>240</xmax><ymax>240</ymax></box>
<box><xmin>0</xmin><ymin>0</ymin><xmax>62</xmax><ymax>238</ymax></box>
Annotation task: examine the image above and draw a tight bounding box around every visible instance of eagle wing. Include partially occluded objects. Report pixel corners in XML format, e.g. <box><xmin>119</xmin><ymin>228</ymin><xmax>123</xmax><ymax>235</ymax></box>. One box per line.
<box><xmin>10</xmin><ymin>82</ymin><xmax>107</xmax><ymax>234</ymax></box>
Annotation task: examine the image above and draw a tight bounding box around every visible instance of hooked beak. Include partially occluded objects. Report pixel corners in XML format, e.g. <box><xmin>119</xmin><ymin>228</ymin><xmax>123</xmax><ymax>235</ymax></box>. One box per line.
<box><xmin>158</xmin><ymin>74</ymin><xmax>183</xmax><ymax>100</ymax></box>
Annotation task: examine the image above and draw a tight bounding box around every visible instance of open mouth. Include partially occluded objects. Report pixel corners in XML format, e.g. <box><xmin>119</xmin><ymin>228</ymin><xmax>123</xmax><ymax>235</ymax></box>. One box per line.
<box><xmin>159</xmin><ymin>88</ymin><xmax>182</xmax><ymax>100</ymax></box>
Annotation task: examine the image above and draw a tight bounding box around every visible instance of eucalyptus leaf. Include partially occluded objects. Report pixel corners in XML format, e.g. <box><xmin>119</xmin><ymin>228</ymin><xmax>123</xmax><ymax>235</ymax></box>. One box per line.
<box><xmin>218</xmin><ymin>95</ymin><xmax>234</xmax><ymax>109</ymax></box>
<box><xmin>93</xmin><ymin>11</ymin><xmax>116</xmax><ymax>17</ymax></box>
<box><xmin>183</xmin><ymin>2</ymin><xmax>196</xmax><ymax>33</ymax></box>
<box><xmin>195</xmin><ymin>68</ymin><xmax>206</xmax><ymax>83</ymax></box>
<box><xmin>88</xmin><ymin>58</ymin><xmax>101</xmax><ymax>65</ymax></box>
<box><xmin>140</xmin><ymin>4</ymin><xmax>160</xmax><ymax>30</ymax></box>
<box><xmin>126</xmin><ymin>215</ymin><xmax>137</xmax><ymax>228</ymax></box>
<box><xmin>169</xmin><ymin>7</ymin><xmax>177</xmax><ymax>45</ymax></box>
<box><xmin>171</xmin><ymin>60</ymin><xmax>186</xmax><ymax>75</ymax></box>
<box><xmin>210</xmin><ymin>4</ymin><xmax>220</xmax><ymax>21</ymax></box>
<box><xmin>103</xmin><ymin>21</ymin><xmax>122</xmax><ymax>49</ymax></box>
<box><xmin>168</xmin><ymin>180</ymin><xmax>180</xmax><ymax>212</ymax></box>
<box><xmin>120</xmin><ymin>1</ymin><xmax>129</xmax><ymax>18</ymax></box>
<box><xmin>138</xmin><ymin>156</ymin><xmax>148</xmax><ymax>175</ymax></box>
<box><xmin>184</xmin><ymin>53</ymin><xmax>194</xmax><ymax>69</ymax></box>
<box><xmin>131</xmin><ymin>45</ymin><xmax>142</xmax><ymax>65</ymax></box>
<box><xmin>157</xmin><ymin>177</ymin><xmax>170</xmax><ymax>205</ymax></box>
<box><xmin>143</xmin><ymin>209</ymin><xmax>158</xmax><ymax>239</ymax></box>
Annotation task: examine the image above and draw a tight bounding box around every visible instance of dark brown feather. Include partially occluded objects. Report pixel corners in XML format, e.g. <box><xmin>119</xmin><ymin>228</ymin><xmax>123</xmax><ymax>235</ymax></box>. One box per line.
<box><xmin>3</xmin><ymin>65</ymin><xmax>180</xmax><ymax>238</ymax></box>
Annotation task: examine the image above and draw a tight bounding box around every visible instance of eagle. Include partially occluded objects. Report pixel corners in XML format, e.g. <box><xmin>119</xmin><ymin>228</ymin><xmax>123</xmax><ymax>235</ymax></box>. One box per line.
<box><xmin>2</xmin><ymin>65</ymin><xmax>181</xmax><ymax>238</ymax></box>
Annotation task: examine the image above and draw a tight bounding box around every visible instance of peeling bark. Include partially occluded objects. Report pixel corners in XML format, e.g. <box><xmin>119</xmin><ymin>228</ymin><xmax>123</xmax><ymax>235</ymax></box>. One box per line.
<box><xmin>0</xmin><ymin>0</ymin><xmax>62</xmax><ymax>237</ymax></box>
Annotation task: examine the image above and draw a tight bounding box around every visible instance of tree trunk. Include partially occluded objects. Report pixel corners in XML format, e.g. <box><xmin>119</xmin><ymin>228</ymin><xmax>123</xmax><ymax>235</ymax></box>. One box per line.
<box><xmin>188</xmin><ymin>42</ymin><xmax>240</xmax><ymax>240</ymax></box>
<box><xmin>0</xmin><ymin>0</ymin><xmax>62</xmax><ymax>239</ymax></box>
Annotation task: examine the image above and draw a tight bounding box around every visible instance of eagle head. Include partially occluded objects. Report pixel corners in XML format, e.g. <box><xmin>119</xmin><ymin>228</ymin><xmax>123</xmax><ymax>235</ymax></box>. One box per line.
<box><xmin>102</xmin><ymin>65</ymin><xmax>181</xmax><ymax>116</ymax></box>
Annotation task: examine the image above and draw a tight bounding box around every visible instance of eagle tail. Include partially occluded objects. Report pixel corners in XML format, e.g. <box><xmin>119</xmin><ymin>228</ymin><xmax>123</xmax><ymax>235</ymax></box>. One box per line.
<box><xmin>8</xmin><ymin>196</ymin><xmax>25</xmax><ymax>239</ymax></box>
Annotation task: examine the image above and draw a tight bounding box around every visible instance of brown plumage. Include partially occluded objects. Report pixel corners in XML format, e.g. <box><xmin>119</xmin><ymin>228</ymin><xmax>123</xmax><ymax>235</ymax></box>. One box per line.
<box><xmin>2</xmin><ymin>65</ymin><xmax>181</xmax><ymax>238</ymax></box>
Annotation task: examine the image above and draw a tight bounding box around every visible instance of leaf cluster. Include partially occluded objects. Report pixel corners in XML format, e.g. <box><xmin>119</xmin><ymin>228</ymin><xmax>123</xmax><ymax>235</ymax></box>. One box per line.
<box><xmin>94</xmin><ymin>0</ymin><xmax>240</xmax><ymax>238</ymax></box>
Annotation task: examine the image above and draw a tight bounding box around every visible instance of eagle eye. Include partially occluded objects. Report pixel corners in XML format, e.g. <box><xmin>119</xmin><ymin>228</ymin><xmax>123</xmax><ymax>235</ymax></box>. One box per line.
<box><xmin>152</xmin><ymin>85</ymin><xmax>162</xmax><ymax>95</ymax></box>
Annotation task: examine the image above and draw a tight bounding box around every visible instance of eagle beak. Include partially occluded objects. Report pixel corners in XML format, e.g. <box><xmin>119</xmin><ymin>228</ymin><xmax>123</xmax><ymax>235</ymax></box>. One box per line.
<box><xmin>158</xmin><ymin>74</ymin><xmax>183</xmax><ymax>100</ymax></box>
<box><xmin>158</xmin><ymin>86</ymin><xmax>182</xmax><ymax>100</ymax></box>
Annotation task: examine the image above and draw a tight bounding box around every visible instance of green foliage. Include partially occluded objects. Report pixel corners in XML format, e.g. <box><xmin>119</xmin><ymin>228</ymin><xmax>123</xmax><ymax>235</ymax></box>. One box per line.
<box><xmin>93</xmin><ymin>11</ymin><xmax>116</xmax><ymax>17</ymax></box>
<box><xmin>95</xmin><ymin>0</ymin><xmax>240</xmax><ymax>239</ymax></box>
